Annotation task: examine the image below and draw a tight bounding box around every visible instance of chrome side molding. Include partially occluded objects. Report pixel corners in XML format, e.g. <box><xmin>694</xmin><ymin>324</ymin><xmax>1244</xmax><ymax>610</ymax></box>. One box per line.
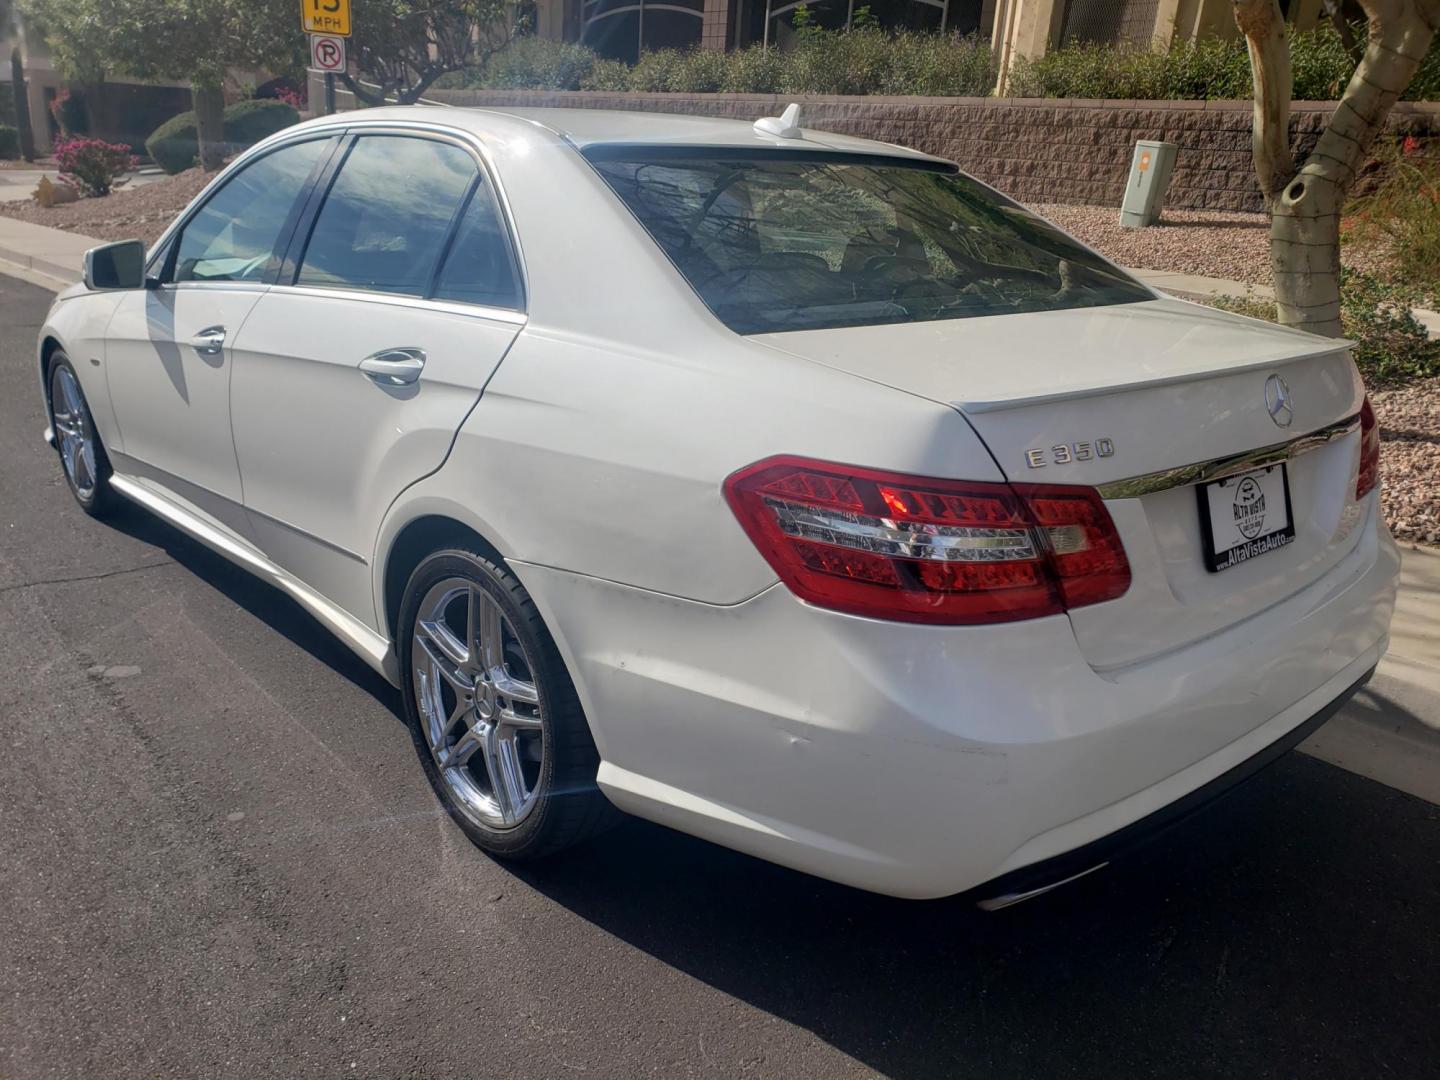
<box><xmin>1096</xmin><ymin>414</ymin><xmax>1360</xmax><ymax>500</ymax></box>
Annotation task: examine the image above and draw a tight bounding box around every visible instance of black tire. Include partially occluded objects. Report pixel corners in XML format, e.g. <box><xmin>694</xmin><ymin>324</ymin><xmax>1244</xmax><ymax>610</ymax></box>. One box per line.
<box><xmin>48</xmin><ymin>352</ymin><xmax>119</xmax><ymax>518</ymax></box>
<box><xmin>398</xmin><ymin>545</ymin><xmax>620</xmax><ymax>860</ymax></box>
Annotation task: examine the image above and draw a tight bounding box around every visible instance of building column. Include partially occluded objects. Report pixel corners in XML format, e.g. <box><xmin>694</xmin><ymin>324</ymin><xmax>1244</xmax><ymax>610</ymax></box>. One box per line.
<box><xmin>992</xmin><ymin>0</ymin><xmax>1065</xmax><ymax>95</ymax></box>
<box><xmin>701</xmin><ymin>0</ymin><xmax>732</xmax><ymax>49</ymax></box>
<box><xmin>1155</xmin><ymin>0</ymin><xmax>1240</xmax><ymax>46</ymax></box>
<box><xmin>535</xmin><ymin>0</ymin><xmax>568</xmax><ymax>40</ymax></box>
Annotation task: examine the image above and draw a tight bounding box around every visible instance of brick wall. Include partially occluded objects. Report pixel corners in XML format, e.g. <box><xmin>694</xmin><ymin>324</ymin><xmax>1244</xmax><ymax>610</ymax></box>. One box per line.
<box><xmin>427</xmin><ymin>88</ymin><xmax>1440</xmax><ymax>213</ymax></box>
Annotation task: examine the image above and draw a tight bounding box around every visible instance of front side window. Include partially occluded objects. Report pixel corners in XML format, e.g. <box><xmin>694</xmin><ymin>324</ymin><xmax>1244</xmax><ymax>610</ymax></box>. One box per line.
<box><xmin>172</xmin><ymin>138</ymin><xmax>330</xmax><ymax>283</ymax></box>
<box><xmin>587</xmin><ymin>148</ymin><xmax>1151</xmax><ymax>334</ymax></box>
<box><xmin>297</xmin><ymin>135</ymin><xmax>477</xmax><ymax>297</ymax></box>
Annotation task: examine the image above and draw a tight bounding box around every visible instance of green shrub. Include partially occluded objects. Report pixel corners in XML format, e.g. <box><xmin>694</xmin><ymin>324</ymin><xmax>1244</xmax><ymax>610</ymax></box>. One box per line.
<box><xmin>0</xmin><ymin>125</ymin><xmax>19</xmax><ymax>160</ymax></box>
<box><xmin>580</xmin><ymin>58</ymin><xmax>634</xmax><ymax>91</ymax></box>
<box><xmin>566</xmin><ymin>31</ymin><xmax>994</xmax><ymax>97</ymax></box>
<box><xmin>1338</xmin><ymin>271</ymin><xmax>1440</xmax><ymax>386</ymax></box>
<box><xmin>721</xmin><ymin>45</ymin><xmax>786</xmax><ymax>93</ymax></box>
<box><xmin>445</xmin><ymin>21</ymin><xmax>1433</xmax><ymax>101</ymax></box>
<box><xmin>222</xmin><ymin>98</ymin><xmax>299</xmax><ymax>145</ymax></box>
<box><xmin>1345</xmin><ymin>136</ymin><xmax>1440</xmax><ymax>302</ymax></box>
<box><xmin>145</xmin><ymin>110</ymin><xmax>199</xmax><ymax>174</ymax></box>
<box><xmin>1206</xmin><ymin>271</ymin><xmax>1440</xmax><ymax>388</ymax></box>
<box><xmin>625</xmin><ymin>49</ymin><xmax>689</xmax><ymax>91</ymax></box>
<box><xmin>1011</xmin><ymin>23</ymin><xmax>1439</xmax><ymax>101</ymax></box>
<box><xmin>475</xmin><ymin>37</ymin><xmax>600</xmax><ymax>90</ymax></box>
<box><xmin>145</xmin><ymin>99</ymin><xmax>298</xmax><ymax>175</ymax></box>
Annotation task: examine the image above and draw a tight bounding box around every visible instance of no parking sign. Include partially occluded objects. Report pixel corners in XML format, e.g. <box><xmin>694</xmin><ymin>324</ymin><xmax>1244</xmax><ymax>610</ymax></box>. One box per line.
<box><xmin>309</xmin><ymin>34</ymin><xmax>346</xmax><ymax>74</ymax></box>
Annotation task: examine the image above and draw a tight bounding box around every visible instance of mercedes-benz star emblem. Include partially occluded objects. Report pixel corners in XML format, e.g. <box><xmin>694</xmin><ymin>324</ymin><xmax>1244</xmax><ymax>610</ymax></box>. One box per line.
<box><xmin>1264</xmin><ymin>374</ymin><xmax>1294</xmax><ymax>428</ymax></box>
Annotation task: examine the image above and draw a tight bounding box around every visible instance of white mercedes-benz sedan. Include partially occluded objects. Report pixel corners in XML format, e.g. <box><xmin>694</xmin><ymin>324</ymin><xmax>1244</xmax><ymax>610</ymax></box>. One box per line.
<box><xmin>36</xmin><ymin>105</ymin><xmax>1398</xmax><ymax>905</ymax></box>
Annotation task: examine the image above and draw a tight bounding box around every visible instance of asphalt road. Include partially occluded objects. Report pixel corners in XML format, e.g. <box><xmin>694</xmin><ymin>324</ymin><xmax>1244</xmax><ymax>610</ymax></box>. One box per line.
<box><xmin>2</xmin><ymin>274</ymin><xmax>1439</xmax><ymax>1080</ymax></box>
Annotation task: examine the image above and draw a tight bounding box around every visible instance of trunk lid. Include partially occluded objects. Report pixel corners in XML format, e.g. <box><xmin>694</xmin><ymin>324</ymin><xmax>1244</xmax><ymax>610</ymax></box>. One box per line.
<box><xmin>754</xmin><ymin>298</ymin><xmax>1368</xmax><ymax>669</ymax></box>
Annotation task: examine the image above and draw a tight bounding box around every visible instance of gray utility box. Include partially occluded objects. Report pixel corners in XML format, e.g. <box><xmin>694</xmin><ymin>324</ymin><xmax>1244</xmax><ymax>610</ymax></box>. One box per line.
<box><xmin>1119</xmin><ymin>140</ymin><xmax>1178</xmax><ymax>228</ymax></box>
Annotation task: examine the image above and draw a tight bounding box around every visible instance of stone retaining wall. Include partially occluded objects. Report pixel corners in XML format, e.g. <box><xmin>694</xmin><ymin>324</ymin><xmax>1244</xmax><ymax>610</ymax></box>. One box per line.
<box><xmin>422</xmin><ymin>88</ymin><xmax>1440</xmax><ymax>213</ymax></box>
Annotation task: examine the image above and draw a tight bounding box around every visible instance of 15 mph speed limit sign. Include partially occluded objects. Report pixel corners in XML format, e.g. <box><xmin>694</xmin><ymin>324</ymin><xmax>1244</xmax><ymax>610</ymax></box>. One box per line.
<box><xmin>309</xmin><ymin>34</ymin><xmax>346</xmax><ymax>74</ymax></box>
<box><xmin>302</xmin><ymin>0</ymin><xmax>350</xmax><ymax>36</ymax></box>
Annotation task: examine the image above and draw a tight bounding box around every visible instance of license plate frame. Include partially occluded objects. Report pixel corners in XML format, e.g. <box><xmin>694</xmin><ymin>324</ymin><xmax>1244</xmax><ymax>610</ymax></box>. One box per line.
<box><xmin>1196</xmin><ymin>463</ymin><xmax>1296</xmax><ymax>573</ymax></box>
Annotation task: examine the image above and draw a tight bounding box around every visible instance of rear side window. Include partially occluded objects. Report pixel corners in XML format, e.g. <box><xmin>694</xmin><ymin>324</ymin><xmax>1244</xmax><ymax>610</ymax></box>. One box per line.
<box><xmin>586</xmin><ymin>148</ymin><xmax>1151</xmax><ymax>334</ymax></box>
<box><xmin>297</xmin><ymin>135</ymin><xmax>477</xmax><ymax>297</ymax></box>
<box><xmin>172</xmin><ymin>138</ymin><xmax>328</xmax><ymax>283</ymax></box>
<box><xmin>432</xmin><ymin>179</ymin><xmax>523</xmax><ymax>310</ymax></box>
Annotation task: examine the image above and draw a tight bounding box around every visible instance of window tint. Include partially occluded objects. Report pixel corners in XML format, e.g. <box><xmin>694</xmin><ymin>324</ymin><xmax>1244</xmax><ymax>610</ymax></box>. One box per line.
<box><xmin>297</xmin><ymin>136</ymin><xmax>477</xmax><ymax>296</ymax></box>
<box><xmin>587</xmin><ymin>149</ymin><xmax>1151</xmax><ymax>334</ymax></box>
<box><xmin>173</xmin><ymin>139</ymin><xmax>328</xmax><ymax>283</ymax></box>
<box><xmin>432</xmin><ymin>180</ymin><xmax>522</xmax><ymax>310</ymax></box>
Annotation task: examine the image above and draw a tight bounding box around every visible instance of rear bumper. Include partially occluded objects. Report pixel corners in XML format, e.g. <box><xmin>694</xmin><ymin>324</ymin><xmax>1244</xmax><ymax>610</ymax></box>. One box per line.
<box><xmin>513</xmin><ymin>502</ymin><xmax>1400</xmax><ymax>900</ymax></box>
<box><xmin>970</xmin><ymin>663</ymin><xmax>1373</xmax><ymax>909</ymax></box>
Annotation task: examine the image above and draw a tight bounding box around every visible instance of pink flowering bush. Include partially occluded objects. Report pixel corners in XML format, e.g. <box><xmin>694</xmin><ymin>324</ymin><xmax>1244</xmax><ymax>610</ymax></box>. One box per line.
<box><xmin>54</xmin><ymin>136</ymin><xmax>136</xmax><ymax>197</ymax></box>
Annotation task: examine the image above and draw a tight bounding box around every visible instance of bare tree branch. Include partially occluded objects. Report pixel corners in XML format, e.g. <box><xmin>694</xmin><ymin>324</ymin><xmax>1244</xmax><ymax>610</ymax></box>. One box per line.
<box><xmin>1234</xmin><ymin>0</ymin><xmax>1294</xmax><ymax>202</ymax></box>
<box><xmin>1236</xmin><ymin>0</ymin><xmax>1436</xmax><ymax>337</ymax></box>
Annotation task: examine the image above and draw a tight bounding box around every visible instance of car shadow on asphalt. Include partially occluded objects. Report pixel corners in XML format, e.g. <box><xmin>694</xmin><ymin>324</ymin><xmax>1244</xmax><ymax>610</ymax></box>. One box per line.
<box><xmin>510</xmin><ymin>753</ymin><xmax>1439</xmax><ymax>1079</ymax></box>
<box><xmin>100</xmin><ymin>500</ymin><xmax>402</xmax><ymax>719</ymax></box>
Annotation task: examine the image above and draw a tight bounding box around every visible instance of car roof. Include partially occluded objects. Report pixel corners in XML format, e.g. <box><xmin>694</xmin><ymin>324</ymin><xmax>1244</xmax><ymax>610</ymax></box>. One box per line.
<box><xmin>308</xmin><ymin>104</ymin><xmax>946</xmax><ymax>163</ymax></box>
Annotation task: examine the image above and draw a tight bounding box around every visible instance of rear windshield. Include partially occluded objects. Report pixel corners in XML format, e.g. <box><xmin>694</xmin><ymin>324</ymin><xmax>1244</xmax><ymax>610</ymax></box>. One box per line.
<box><xmin>586</xmin><ymin>147</ymin><xmax>1151</xmax><ymax>335</ymax></box>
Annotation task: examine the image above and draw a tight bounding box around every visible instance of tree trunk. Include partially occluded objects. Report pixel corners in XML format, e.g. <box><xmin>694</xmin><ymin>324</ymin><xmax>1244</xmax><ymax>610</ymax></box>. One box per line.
<box><xmin>192</xmin><ymin>81</ymin><xmax>226</xmax><ymax>171</ymax></box>
<box><xmin>1236</xmin><ymin>0</ymin><xmax>1439</xmax><ymax>337</ymax></box>
<box><xmin>9</xmin><ymin>47</ymin><xmax>35</xmax><ymax>162</ymax></box>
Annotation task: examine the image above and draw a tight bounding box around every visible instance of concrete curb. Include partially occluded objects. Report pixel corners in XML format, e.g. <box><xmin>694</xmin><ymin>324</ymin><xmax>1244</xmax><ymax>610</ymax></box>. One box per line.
<box><xmin>0</xmin><ymin>218</ymin><xmax>86</xmax><ymax>287</ymax></box>
<box><xmin>0</xmin><ymin>253</ymin><xmax>76</xmax><ymax>293</ymax></box>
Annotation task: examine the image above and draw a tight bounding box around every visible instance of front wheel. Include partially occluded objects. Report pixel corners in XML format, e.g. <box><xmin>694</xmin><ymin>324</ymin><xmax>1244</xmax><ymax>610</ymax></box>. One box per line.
<box><xmin>398</xmin><ymin>546</ymin><xmax>619</xmax><ymax>859</ymax></box>
<box><xmin>49</xmin><ymin>352</ymin><xmax>118</xmax><ymax>518</ymax></box>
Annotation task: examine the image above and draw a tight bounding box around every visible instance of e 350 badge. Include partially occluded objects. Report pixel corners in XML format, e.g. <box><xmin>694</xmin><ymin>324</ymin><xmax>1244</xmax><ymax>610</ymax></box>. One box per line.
<box><xmin>1024</xmin><ymin>439</ymin><xmax>1115</xmax><ymax>469</ymax></box>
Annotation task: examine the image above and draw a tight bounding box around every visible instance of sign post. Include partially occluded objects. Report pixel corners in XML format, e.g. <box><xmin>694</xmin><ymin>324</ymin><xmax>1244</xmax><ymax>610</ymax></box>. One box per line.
<box><xmin>302</xmin><ymin>0</ymin><xmax>351</xmax><ymax>116</ymax></box>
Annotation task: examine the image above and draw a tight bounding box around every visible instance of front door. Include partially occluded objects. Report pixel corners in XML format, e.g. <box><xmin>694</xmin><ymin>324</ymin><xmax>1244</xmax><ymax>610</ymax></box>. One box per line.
<box><xmin>104</xmin><ymin>136</ymin><xmax>334</xmax><ymax>528</ymax></box>
<box><xmin>228</xmin><ymin>132</ymin><xmax>526</xmax><ymax>626</ymax></box>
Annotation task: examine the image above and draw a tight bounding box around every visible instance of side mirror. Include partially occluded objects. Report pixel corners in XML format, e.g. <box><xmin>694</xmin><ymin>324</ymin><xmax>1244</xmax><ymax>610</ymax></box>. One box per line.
<box><xmin>83</xmin><ymin>240</ymin><xmax>146</xmax><ymax>291</ymax></box>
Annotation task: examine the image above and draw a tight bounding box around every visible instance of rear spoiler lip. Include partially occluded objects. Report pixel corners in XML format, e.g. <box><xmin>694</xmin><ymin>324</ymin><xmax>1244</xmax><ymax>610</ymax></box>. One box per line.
<box><xmin>952</xmin><ymin>340</ymin><xmax>1352</xmax><ymax>415</ymax></box>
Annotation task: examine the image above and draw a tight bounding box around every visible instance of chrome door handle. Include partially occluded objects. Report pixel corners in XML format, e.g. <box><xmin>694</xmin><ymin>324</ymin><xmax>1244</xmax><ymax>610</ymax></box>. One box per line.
<box><xmin>192</xmin><ymin>326</ymin><xmax>226</xmax><ymax>355</ymax></box>
<box><xmin>359</xmin><ymin>348</ymin><xmax>426</xmax><ymax>387</ymax></box>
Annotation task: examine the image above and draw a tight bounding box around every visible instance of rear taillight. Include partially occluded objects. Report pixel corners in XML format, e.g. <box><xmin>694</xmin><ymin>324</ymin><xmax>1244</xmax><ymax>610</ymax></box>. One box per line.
<box><xmin>723</xmin><ymin>456</ymin><xmax>1130</xmax><ymax>625</ymax></box>
<box><xmin>1356</xmin><ymin>395</ymin><xmax>1380</xmax><ymax>500</ymax></box>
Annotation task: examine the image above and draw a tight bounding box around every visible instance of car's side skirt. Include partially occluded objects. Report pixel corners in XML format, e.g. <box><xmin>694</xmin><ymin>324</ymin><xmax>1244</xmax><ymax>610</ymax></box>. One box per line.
<box><xmin>108</xmin><ymin>473</ymin><xmax>401</xmax><ymax>686</ymax></box>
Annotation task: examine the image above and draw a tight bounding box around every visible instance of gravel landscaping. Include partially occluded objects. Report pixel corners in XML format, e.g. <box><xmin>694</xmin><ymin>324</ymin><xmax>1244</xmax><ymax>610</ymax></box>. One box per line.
<box><xmin>1037</xmin><ymin>203</ymin><xmax>1392</xmax><ymax>287</ymax></box>
<box><xmin>1373</xmin><ymin>377</ymin><xmax>1440</xmax><ymax>546</ymax></box>
<box><xmin>0</xmin><ymin>168</ymin><xmax>211</xmax><ymax>244</ymax></box>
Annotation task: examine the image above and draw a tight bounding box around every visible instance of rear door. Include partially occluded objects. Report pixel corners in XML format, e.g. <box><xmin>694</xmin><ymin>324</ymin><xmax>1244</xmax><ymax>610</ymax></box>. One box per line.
<box><xmin>228</xmin><ymin>129</ymin><xmax>525</xmax><ymax>625</ymax></box>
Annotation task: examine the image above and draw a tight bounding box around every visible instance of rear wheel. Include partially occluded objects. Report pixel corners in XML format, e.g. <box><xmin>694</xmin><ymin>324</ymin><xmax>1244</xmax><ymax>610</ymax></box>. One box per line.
<box><xmin>398</xmin><ymin>546</ymin><xmax>618</xmax><ymax>859</ymax></box>
<box><xmin>49</xmin><ymin>353</ymin><xmax>118</xmax><ymax>518</ymax></box>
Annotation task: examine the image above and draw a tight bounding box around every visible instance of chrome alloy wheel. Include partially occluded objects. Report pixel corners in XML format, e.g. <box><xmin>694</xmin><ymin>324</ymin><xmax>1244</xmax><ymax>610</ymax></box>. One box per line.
<box><xmin>51</xmin><ymin>365</ymin><xmax>98</xmax><ymax>500</ymax></box>
<box><xmin>411</xmin><ymin>578</ymin><xmax>545</xmax><ymax>830</ymax></box>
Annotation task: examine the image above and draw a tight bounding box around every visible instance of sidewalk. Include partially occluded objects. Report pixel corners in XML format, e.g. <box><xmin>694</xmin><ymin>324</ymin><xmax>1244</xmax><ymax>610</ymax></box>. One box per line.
<box><xmin>1128</xmin><ymin>268</ymin><xmax>1440</xmax><ymax>340</ymax></box>
<box><xmin>0</xmin><ymin>212</ymin><xmax>1437</xmax><ymax>801</ymax></box>
<box><xmin>0</xmin><ymin>216</ymin><xmax>91</xmax><ymax>286</ymax></box>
